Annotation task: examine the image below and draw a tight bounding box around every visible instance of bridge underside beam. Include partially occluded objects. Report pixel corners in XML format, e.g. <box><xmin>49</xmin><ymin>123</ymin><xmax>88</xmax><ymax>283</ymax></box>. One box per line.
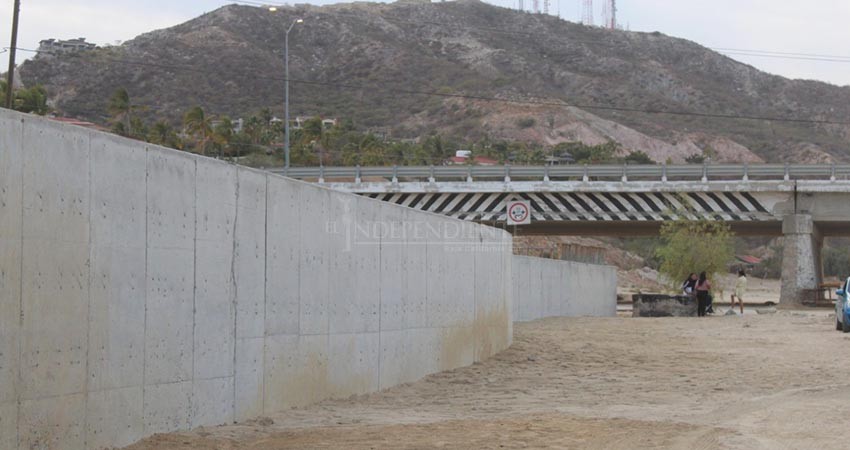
<box><xmin>487</xmin><ymin>221</ymin><xmax>784</xmax><ymax>237</ymax></box>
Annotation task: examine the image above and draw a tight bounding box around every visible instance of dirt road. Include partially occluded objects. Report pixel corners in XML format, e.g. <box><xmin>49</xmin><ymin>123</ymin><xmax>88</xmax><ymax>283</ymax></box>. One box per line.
<box><xmin>128</xmin><ymin>311</ymin><xmax>850</xmax><ymax>449</ymax></box>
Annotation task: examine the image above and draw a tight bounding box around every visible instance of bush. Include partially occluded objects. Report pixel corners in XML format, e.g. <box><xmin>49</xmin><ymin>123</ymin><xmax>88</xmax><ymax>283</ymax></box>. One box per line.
<box><xmin>516</xmin><ymin>117</ymin><xmax>536</xmax><ymax>129</ymax></box>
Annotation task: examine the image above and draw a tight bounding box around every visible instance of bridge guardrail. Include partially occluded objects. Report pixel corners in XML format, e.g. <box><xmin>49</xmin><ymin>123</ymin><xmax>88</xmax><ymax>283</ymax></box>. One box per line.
<box><xmin>272</xmin><ymin>164</ymin><xmax>850</xmax><ymax>182</ymax></box>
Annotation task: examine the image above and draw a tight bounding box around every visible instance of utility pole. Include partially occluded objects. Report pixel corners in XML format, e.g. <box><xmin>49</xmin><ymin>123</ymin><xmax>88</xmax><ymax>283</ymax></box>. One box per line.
<box><xmin>5</xmin><ymin>0</ymin><xmax>21</xmax><ymax>109</ymax></box>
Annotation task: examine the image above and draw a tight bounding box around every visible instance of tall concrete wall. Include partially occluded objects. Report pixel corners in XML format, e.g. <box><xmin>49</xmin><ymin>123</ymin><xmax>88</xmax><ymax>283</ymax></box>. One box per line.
<box><xmin>512</xmin><ymin>256</ymin><xmax>617</xmax><ymax>321</ymax></box>
<box><xmin>0</xmin><ymin>109</ymin><xmax>512</xmax><ymax>449</ymax></box>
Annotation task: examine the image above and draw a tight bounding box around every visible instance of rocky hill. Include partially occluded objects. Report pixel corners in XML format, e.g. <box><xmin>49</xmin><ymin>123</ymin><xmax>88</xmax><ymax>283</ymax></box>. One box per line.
<box><xmin>19</xmin><ymin>0</ymin><xmax>850</xmax><ymax>163</ymax></box>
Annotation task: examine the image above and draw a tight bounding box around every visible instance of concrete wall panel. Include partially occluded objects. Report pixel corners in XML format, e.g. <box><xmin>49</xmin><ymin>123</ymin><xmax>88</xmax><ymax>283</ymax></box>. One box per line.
<box><xmin>88</xmin><ymin>245</ymin><xmax>146</xmax><ymax>392</ymax></box>
<box><xmin>143</xmin><ymin>381</ymin><xmax>192</xmax><ymax>435</ymax></box>
<box><xmin>146</xmin><ymin>148</ymin><xmax>195</xmax><ymax>250</ymax></box>
<box><xmin>193</xmin><ymin>241</ymin><xmax>235</xmax><ymax>380</ymax></box>
<box><xmin>2</xmin><ymin>109</ymin><xmax>517</xmax><ymax>449</ymax></box>
<box><xmin>192</xmin><ymin>377</ymin><xmax>234</xmax><ymax>428</ymax></box>
<box><xmin>21</xmin><ymin>120</ymin><xmax>90</xmax><ymax>243</ymax></box>
<box><xmin>298</xmin><ymin>187</ymin><xmax>330</xmax><ymax>335</ymax></box>
<box><xmin>85</xmin><ymin>387</ymin><xmax>143</xmax><ymax>449</ymax></box>
<box><xmin>20</xmin><ymin>241</ymin><xmax>89</xmax><ymax>399</ymax></box>
<box><xmin>144</xmin><ymin>248</ymin><xmax>194</xmax><ymax>385</ymax></box>
<box><xmin>234</xmin><ymin>337</ymin><xmax>264</xmax><ymax>422</ymax></box>
<box><xmin>328</xmin><ymin>333</ymin><xmax>380</xmax><ymax>397</ymax></box>
<box><xmin>512</xmin><ymin>256</ymin><xmax>617</xmax><ymax>321</ymax></box>
<box><xmin>265</xmin><ymin>177</ymin><xmax>301</xmax><ymax>336</ymax></box>
<box><xmin>19</xmin><ymin>393</ymin><xmax>85</xmax><ymax>450</ymax></box>
<box><xmin>264</xmin><ymin>334</ymin><xmax>329</xmax><ymax>410</ymax></box>
<box><xmin>234</xmin><ymin>169</ymin><xmax>267</xmax><ymax>340</ymax></box>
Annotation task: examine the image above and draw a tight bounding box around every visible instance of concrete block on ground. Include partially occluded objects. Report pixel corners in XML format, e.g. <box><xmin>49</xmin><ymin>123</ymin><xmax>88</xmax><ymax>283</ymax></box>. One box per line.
<box><xmin>143</xmin><ymin>381</ymin><xmax>193</xmax><ymax>436</ymax></box>
<box><xmin>19</xmin><ymin>393</ymin><xmax>86</xmax><ymax>450</ymax></box>
<box><xmin>145</xmin><ymin>248</ymin><xmax>194</xmax><ymax>385</ymax></box>
<box><xmin>633</xmin><ymin>294</ymin><xmax>697</xmax><ymax>317</ymax></box>
<box><xmin>21</xmin><ymin>118</ymin><xmax>90</xmax><ymax>243</ymax></box>
<box><xmin>85</xmin><ymin>386</ymin><xmax>144</xmax><ymax>449</ymax></box>
<box><xmin>234</xmin><ymin>169</ymin><xmax>267</xmax><ymax>340</ymax></box>
<box><xmin>88</xmin><ymin>245</ymin><xmax>146</xmax><ymax>392</ymax></box>
<box><xmin>20</xmin><ymin>241</ymin><xmax>89</xmax><ymax>400</ymax></box>
<box><xmin>265</xmin><ymin>177</ymin><xmax>301</xmax><ymax>336</ymax></box>
<box><xmin>234</xmin><ymin>337</ymin><xmax>264</xmax><ymax>422</ymax></box>
<box><xmin>194</xmin><ymin>241</ymin><xmax>235</xmax><ymax>380</ymax></box>
<box><xmin>192</xmin><ymin>377</ymin><xmax>234</xmax><ymax>428</ymax></box>
<box><xmin>263</xmin><ymin>334</ymin><xmax>329</xmax><ymax>411</ymax></box>
<box><xmin>328</xmin><ymin>333</ymin><xmax>380</xmax><ymax>397</ymax></box>
<box><xmin>146</xmin><ymin>148</ymin><xmax>195</xmax><ymax>250</ymax></box>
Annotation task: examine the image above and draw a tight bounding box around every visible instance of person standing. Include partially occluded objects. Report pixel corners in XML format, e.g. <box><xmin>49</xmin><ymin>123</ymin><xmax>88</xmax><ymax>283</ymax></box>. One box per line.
<box><xmin>730</xmin><ymin>269</ymin><xmax>747</xmax><ymax>314</ymax></box>
<box><xmin>695</xmin><ymin>272</ymin><xmax>712</xmax><ymax>317</ymax></box>
<box><xmin>682</xmin><ymin>273</ymin><xmax>698</xmax><ymax>296</ymax></box>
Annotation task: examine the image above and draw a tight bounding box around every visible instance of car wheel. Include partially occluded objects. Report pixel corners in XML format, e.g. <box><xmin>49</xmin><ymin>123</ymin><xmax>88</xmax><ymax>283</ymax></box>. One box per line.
<box><xmin>843</xmin><ymin>314</ymin><xmax>850</xmax><ymax>333</ymax></box>
<box><xmin>838</xmin><ymin>316</ymin><xmax>843</xmax><ymax>331</ymax></box>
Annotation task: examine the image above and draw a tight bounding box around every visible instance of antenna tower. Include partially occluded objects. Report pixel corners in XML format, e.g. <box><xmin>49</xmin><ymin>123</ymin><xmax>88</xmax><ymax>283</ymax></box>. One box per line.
<box><xmin>609</xmin><ymin>0</ymin><xmax>617</xmax><ymax>29</ymax></box>
<box><xmin>543</xmin><ymin>0</ymin><xmax>550</xmax><ymax>14</ymax></box>
<box><xmin>518</xmin><ymin>0</ymin><xmax>524</xmax><ymax>11</ymax></box>
<box><xmin>532</xmin><ymin>0</ymin><xmax>540</xmax><ymax>13</ymax></box>
<box><xmin>581</xmin><ymin>0</ymin><xmax>594</xmax><ymax>26</ymax></box>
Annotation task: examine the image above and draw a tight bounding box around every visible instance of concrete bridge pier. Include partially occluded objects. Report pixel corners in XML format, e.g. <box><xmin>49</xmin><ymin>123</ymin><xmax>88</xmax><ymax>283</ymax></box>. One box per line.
<box><xmin>780</xmin><ymin>214</ymin><xmax>823</xmax><ymax>308</ymax></box>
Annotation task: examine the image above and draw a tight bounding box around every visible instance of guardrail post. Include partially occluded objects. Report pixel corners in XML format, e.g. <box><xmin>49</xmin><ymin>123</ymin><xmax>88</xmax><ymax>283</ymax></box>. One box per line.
<box><xmin>743</xmin><ymin>163</ymin><xmax>749</xmax><ymax>182</ymax></box>
<box><xmin>392</xmin><ymin>165</ymin><xmax>399</xmax><ymax>185</ymax></box>
<box><xmin>582</xmin><ymin>165</ymin><xmax>589</xmax><ymax>183</ymax></box>
<box><xmin>428</xmin><ymin>165</ymin><xmax>436</xmax><ymax>185</ymax></box>
<box><xmin>661</xmin><ymin>163</ymin><xmax>668</xmax><ymax>183</ymax></box>
<box><xmin>784</xmin><ymin>163</ymin><xmax>790</xmax><ymax>181</ymax></box>
<box><xmin>543</xmin><ymin>165</ymin><xmax>550</xmax><ymax>183</ymax></box>
<box><xmin>466</xmin><ymin>166</ymin><xmax>473</xmax><ymax>183</ymax></box>
<box><xmin>355</xmin><ymin>165</ymin><xmax>362</xmax><ymax>185</ymax></box>
<box><xmin>318</xmin><ymin>165</ymin><xmax>325</xmax><ymax>184</ymax></box>
<box><xmin>831</xmin><ymin>164</ymin><xmax>836</xmax><ymax>182</ymax></box>
<box><xmin>504</xmin><ymin>164</ymin><xmax>511</xmax><ymax>183</ymax></box>
<box><xmin>701</xmin><ymin>162</ymin><xmax>708</xmax><ymax>183</ymax></box>
<box><xmin>621</xmin><ymin>163</ymin><xmax>628</xmax><ymax>183</ymax></box>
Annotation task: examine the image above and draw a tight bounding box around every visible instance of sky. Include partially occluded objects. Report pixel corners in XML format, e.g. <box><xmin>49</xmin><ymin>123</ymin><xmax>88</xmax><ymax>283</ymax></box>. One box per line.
<box><xmin>2</xmin><ymin>0</ymin><xmax>850</xmax><ymax>86</ymax></box>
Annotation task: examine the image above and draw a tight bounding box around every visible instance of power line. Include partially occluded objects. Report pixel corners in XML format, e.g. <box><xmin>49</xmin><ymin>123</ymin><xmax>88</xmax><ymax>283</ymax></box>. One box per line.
<box><xmin>13</xmin><ymin>47</ymin><xmax>850</xmax><ymax>126</ymax></box>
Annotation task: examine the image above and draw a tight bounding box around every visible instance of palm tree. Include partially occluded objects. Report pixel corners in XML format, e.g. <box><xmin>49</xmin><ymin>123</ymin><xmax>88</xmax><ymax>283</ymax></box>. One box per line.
<box><xmin>107</xmin><ymin>88</ymin><xmax>133</xmax><ymax>136</ymax></box>
<box><xmin>183</xmin><ymin>106</ymin><xmax>216</xmax><ymax>155</ymax></box>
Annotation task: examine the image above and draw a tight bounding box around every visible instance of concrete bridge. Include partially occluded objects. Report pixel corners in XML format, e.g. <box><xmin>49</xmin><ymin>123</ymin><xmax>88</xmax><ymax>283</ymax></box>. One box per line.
<box><xmin>274</xmin><ymin>164</ymin><xmax>850</xmax><ymax>306</ymax></box>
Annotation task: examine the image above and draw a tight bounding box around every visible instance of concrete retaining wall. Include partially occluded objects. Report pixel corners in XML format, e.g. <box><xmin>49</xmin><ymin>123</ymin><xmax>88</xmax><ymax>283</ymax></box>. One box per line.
<box><xmin>512</xmin><ymin>256</ymin><xmax>617</xmax><ymax>321</ymax></box>
<box><xmin>0</xmin><ymin>109</ymin><xmax>512</xmax><ymax>449</ymax></box>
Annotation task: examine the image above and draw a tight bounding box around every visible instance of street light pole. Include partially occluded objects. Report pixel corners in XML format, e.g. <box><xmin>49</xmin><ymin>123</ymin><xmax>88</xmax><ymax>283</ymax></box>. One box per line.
<box><xmin>5</xmin><ymin>0</ymin><xmax>21</xmax><ymax>109</ymax></box>
<box><xmin>284</xmin><ymin>18</ymin><xmax>302</xmax><ymax>170</ymax></box>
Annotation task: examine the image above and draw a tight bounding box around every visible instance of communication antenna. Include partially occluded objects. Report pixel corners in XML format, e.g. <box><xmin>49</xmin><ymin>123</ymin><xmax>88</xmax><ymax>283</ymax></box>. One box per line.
<box><xmin>543</xmin><ymin>0</ymin><xmax>550</xmax><ymax>14</ymax></box>
<box><xmin>533</xmin><ymin>0</ymin><xmax>540</xmax><ymax>13</ymax></box>
<box><xmin>581</xmin><ymin>0</ymin><xmax>594</xmax><ymax>26</ymax></box>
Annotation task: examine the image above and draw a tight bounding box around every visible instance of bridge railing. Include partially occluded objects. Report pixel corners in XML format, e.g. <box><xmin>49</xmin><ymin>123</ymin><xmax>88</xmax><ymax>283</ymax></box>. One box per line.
<box><xmin>273</xmin><ymin>164</ymin><xmax>850</xmax><ymax>183</ymax></box>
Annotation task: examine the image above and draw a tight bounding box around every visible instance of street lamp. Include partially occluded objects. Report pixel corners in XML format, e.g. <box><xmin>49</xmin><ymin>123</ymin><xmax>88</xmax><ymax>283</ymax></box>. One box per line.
<box><xmin>269</xmin><ymin>8</ymin><xmax>304</xmax><ymax>170</ymax></box>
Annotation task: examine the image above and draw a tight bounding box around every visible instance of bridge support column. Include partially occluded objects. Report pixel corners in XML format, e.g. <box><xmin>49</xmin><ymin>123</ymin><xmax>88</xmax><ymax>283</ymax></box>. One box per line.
<box><xmin>779</xmin><ymin>214</ymin><xmax>822</xmax><ymax>308</ymax></box>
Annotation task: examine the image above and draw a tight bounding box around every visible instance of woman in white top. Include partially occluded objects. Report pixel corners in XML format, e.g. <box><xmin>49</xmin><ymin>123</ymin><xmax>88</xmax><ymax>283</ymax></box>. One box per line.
<box><xmin>730</xmin><ymin>269</ymin><xmax>747</xmax><ymax>314</ymax></box>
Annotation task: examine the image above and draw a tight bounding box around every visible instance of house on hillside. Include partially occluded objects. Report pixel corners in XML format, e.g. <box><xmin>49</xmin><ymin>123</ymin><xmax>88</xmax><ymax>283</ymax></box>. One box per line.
<box><xmin>37</xmin><ymin>38</ymin><xmax>96</xmax><ymax>58</ymax></box>
<box><xmin>445</xmin><ymin>151</ymin><xmax>499</xmax><ymax>166</ymax></box>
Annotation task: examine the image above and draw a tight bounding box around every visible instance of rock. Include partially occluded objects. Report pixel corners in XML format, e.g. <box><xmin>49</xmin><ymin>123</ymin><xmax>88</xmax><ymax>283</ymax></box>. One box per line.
<box><xmin>725</xmin><ymin>309</ymin><xmax>738</xmax><ymax>316</ymax></box>
<box><xmin>756</xmin><ymin>308</ymin><xmax>778</xmax><ymax>315</ymax></box>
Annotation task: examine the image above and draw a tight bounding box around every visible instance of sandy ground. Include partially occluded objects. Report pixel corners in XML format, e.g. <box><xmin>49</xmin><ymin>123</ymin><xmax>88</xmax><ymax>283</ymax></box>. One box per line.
<box><xmin>128</xmin><ymin>310</ymin><xmax>850</xmax><ymax>450</ymax></box>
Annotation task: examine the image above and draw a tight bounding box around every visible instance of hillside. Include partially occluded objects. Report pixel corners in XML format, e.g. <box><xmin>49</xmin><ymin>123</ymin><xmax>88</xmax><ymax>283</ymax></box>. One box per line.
<box><xmin>19</xmin><ymin>0</ymin><xmax>850</xmax><ymax>163</ymax></box>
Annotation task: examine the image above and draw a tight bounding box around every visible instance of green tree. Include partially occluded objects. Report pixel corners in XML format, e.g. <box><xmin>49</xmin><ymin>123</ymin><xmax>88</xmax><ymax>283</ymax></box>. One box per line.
<box><xmin>14</xmin><ymin>85</ymin><xmax>50</xmax><ymax>115</ymax></box>
<box><xmin>624</xmin><ymin>150</ymin><xmax>654</xmax><ymax>165</ymax></box>
<box><xmin>656</xmin><ymin>220</ymin><xmax>734</xmax><ymax>290</ymax></box>
<box><xmin>108</xmin><ymin>88</ymin><xmax>134</xmax><ymax>137</ymax></box>
<box><xmin>183</xmin><ymin>106</ymin><xmax>218</xmax><ymax>155</ymax></box>
<box><xmin>147</xmin><ymin>120</ymin><xmax>181</xmax><ymax>148</ymax></box>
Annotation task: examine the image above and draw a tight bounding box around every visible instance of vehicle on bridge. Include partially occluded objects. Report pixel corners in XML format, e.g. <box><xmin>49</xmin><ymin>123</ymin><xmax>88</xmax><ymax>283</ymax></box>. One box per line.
<box><xmin>836</xmin><ymin>278</ymin><xmax>850</xmax><ymax>333</ymax></box>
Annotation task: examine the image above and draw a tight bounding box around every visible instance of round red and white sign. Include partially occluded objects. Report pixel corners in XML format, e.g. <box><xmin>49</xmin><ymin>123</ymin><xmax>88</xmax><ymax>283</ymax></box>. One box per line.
<box><xmin>507</xmin><ymin>201</ymin><xmax>531</xmax><ymax>225</ymax></box>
